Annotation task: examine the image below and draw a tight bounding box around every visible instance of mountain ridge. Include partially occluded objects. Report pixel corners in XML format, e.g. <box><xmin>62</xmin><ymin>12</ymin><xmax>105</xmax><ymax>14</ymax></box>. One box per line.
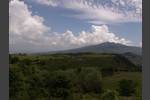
<box><xmin>47</xmin><ymin>42</ymin><xmax>142</xmax><ymax>55</ymax></box>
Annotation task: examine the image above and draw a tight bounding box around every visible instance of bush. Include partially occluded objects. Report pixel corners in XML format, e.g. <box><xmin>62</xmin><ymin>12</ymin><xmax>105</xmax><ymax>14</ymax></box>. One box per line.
<box><xmin>9</xmin><ymin>66</ymin><xmax>27</xmax><ymax>100</ymax></box>
<box><xmin>47</xmin><ymin>71</ymin><xmax>71</xmax><ymax>99</ymax></box>
<box><xmin>21</xmin><ymin>58</ymin><xmax>32</xmax><ymax>65</ymax></box>
<box><xmin>10</xmin><ymin>56</ymin><xmax>19</xmax><ymax>64</ymax></box>
<box><xmin>78</xmin><ymin>68</ymin><xmax>103</xmax><ymax>94</ymax></box>
<box><xmin>101</xmin><ymin>90</ymin><xmax>119</xmax><ymax>100</ymax></box>
<box><xmin>117</xmin><ymin>79</ymin><xmax>137</xmax><ymax>96</ymax></box>
<box><xmin>101</xmin><ymin>67</ymin><xmax>115</xmax><ymax>77</ymax></box>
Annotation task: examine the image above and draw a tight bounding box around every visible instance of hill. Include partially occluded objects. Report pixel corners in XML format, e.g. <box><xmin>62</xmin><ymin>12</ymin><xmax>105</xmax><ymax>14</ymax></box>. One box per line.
<box><xmin>122</xmin><ymin>52</ymin><xmax>142</xmax><ymax>67</ymax></box>
<box><xmin>49</xmin><ymin>42</ymin><xmax>142</xmax><ymax>55</ymax></box>
<box><xmin>10</xmin><ymin>53</ymin><xmax>140</xmax><ymax>72</ymax></box>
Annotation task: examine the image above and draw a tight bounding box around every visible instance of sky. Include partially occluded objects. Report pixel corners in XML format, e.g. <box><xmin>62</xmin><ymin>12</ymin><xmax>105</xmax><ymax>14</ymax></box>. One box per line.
<box><xmin>9</xmin><ymin>0</ymin><xmax>142</xmax><ymax>53</ymax></box>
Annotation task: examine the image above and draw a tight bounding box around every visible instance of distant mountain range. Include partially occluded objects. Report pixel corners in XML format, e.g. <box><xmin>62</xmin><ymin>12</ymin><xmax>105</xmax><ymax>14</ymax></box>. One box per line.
<box><xmin>45</xmin><ymin>42</ymin><xmax>142</xmax><ymax>67</ymax></box>
<box><xmin>49</xmin><ymin>42</ymin><xmax>142</xmax><ymax>55</ymax></box>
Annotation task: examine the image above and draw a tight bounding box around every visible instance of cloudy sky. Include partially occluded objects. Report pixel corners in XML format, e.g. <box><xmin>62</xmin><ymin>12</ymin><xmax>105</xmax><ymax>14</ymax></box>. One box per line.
<box><xmin>9</xmin><ymin>0</ymin><xmax>142</xmax><ymax>53</ymax></box>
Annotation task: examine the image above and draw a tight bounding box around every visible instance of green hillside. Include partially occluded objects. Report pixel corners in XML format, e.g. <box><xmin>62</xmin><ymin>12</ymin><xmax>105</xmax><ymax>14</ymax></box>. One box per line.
<box><xmin>10</xmin><ymin>53</ymin><xmax>140</xmax><ymax>71</ymax></box>
<box><xmin>9</xmin><ymin>53</ymin><xmax>142</xmax><ymax>100</ymax></box>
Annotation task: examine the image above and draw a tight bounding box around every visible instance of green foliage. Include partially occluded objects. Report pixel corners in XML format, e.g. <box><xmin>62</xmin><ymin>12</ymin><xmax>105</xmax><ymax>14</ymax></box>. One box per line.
<box><xmin>101</xmin><ymin>90</ymin><xmax>119</xmax><ymax>100</ymax></box>
<box><xmin>9</xmin><ymin>55</ymin><xmax>19</xmax><ymax>64</ymax></box>
<box><xmin>47</xmin><ymin>71</ymin><xmax>71</xmax><ymax>99</ymax></box>
<box><xmin>9</xmin><ymin>65</ymin><xmax>29</xmax><ymax>100</ymax></box>
<box><xmin>115</xmin><ymin>54</ymin><xmax>138</xmax><ymax>71</ymax></box>
<box><xmin>9</xmin><ymin>53</ymin><xmax>141</xmax><ymax>100</ymax></box>
<box><xmin>20</xmin><ymin>58</ymin><xmax>32</xmax><ymax>65</ymax></box>
<box><xmin>101</xmin><ymin>67</ymin><xmax>115</xmax><ymax>77</ymax></box>
<box><xmin>118</xmin><ymin>79</ymin><xmax>137</xmax><ymax>96</ymax></box>
<box><xmin>78</xmin><ymin>68</ymin><xmax>103</xmax><ymax>94</ymax></box>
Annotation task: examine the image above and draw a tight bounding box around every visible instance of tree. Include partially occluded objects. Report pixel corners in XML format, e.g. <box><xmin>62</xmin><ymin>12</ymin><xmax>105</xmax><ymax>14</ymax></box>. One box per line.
<box><xmin>78</xmin><ymin>68</ymin><xmax>103</xmax><ymax>94</ymax></box>
<box><xmin>10</xmin><ymin>56</ymin><xmax>19</xmax><ymax>64</ymax></box>
<box><xmin>101</xmin><ymin>90</ymin><xmax>119</xmax><ymax>100</ymax></box>
<box><xmin>117</xmin><ymin>79</ymin><xmax>137</xmax><ymax>96</ymax></box>
<box><xmin>101</xmin><ymin>67</ymin><xmax>115</xmax><ymax>77</ymax></box>
<box><xmin>21</xmin><ymin>58</ymin><xmax>32</xmax><ymax>65</ymax></box>
<box><xmin>9</xmin><ymin>65</ymin><xmax>28</xmax><ymax>100</ymax></box>
<box><xmin>47</xmin><ymin>71</ymin><xmax>71</xmax><ymax>100</ymax></box>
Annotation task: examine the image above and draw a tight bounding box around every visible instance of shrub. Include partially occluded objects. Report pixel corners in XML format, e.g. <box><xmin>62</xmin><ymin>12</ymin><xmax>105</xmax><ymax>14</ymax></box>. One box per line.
<box><xmin>10</xmin><ymin>56</ymin><xmax>19</xmax><ymax>64</ymax></box>
<box><xmin>21</xmin><ymin>58</ymin><xmax>32</xmax><ymax>65</ymax></box>
<box><xmin>78</xmin><ymin>68</ymin><xmax>103</xmax><ymax>94</ymax></box>
<box><xmin>117</xmin><ymin>79</ymin><xmax>137</xmax><ymax>96</ymax></box>
<box><xmin>101</xmin><ymin>90</ymin><xmax>119</xmax><ymax>100</ymax></box>
<box><xmin>9</xmin><ymin>66</ymin><xmax>27</xmax><ymax>99</ymax></box>
<box><xmin>101</xmin><ymin>67</ymin><xmax>115</xmax><ymax>77</ymax></box>
<box><xmin>47</xmin><ymin>71</ymin><xmax>71</xmax><ymax>99</ymax></box>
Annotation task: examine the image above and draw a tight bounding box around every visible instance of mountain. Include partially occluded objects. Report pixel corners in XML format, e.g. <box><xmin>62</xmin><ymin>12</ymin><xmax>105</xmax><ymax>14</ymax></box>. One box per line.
<box><xmin>52</xmin><ymin>42</ymin><xmax>142</xmax><ymax>55</ymax></box>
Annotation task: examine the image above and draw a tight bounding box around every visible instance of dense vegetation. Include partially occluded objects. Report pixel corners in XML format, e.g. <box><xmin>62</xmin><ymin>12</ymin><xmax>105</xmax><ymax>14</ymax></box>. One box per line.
<box><xmin>9</xmin><ymin>53</ymin><xmax>142</xmax><ymax>100</ymax></box>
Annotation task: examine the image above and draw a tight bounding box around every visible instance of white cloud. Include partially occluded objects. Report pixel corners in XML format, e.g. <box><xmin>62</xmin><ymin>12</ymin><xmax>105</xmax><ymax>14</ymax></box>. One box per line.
<box><xmin>9</xmin><ymin>0</ymin><xmax>50</xmax><ymax>46</ymax></box>
<box><xmin>111</xmin><ymin>0</ymin><xmax>142</xmax><ymax>15</ymax></box>
<box><xmin>35</xmin><ymin>0</ymin><xmax>60</xmax><ymax>7</ymax></box>
<box><xmin>64</xmin><ymin>0</ymin><xmax>142</xmax><ymax>24</ymax></box>
<box><xmin>139</xmin><ymin>41</ymin><xmax>142</xmax><ymax>47</ymax></box>
<box><xmin>32</xmin><ymin>0</ymin><xmax>142</xmax><ymax>24</ymax></box>
<box><xmin>24</xmin><ymin>25</ymin><xmax>131</xmax><ymax>52</ymax></box>
<box><xmin>9</xmin><ymin>0</ymin><xmax>131</xmax><ymax>53</ymax></box>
